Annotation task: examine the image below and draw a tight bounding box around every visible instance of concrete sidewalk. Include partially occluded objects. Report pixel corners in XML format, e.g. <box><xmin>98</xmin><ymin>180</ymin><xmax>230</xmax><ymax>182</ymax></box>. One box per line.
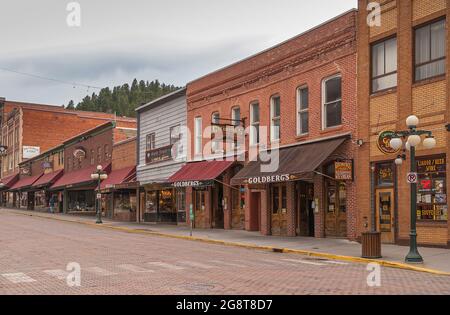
<box><xmin>2</xmin><ymin>208</ymin><xmax>450</xmax><ymax>275</ymax></box>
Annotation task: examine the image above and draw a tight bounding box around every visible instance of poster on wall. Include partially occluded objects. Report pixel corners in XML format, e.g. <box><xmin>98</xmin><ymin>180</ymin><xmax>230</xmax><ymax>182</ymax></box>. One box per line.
<box><xmin>23</xmin><ymin>146</ymin><xmax>40</xmax><ymax>159</ymax></box>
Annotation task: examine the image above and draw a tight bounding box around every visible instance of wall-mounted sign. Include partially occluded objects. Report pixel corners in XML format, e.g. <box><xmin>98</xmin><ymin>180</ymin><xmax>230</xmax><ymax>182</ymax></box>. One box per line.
<box><xmin>417</xmin><ymin>157</ymin><xmax>446</xmax><ymax>173</ymax></box>
<box><xmin>20</xmin><ymin>166</ymin><xmax>31</xmax><ymax>175</ymax></box>
<box><xmin>146</xmin><ymin>145</ymin><xmax>172</xmax><ymax>164</ymax></box>
<box><xmin>73</xmin><ymin>148</ymin><xmax>87</xmax><ymax>160</ymax></box>
<box><xmin>23</xmin><ymin>146</ymin><xmax>40</xmax><ymax>159</ymax></box>
<box><xmin>377</xmin><ymin>130</ymin><xmax>400</xmax><ymax>155</ymax></box>
<box><xmin>335</xmin><ymin>160</ymin><xmax>354</xmax><ymax>181</ymax></box>
<box><xmin>42</xmin><ymin>161</ymin><xmax>53</xmax><ymax>170</ymax></box>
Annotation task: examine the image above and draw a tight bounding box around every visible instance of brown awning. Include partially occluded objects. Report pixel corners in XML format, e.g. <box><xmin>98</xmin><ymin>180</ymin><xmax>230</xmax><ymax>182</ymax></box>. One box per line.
<box><xmin>230</xmin><ymin>137</ymin><xmax>347</xmax><ymax>185</ymax></box>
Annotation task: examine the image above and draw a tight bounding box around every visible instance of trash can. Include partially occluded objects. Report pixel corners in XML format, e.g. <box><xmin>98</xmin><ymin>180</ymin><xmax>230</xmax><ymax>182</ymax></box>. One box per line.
<box><xmin>361</xmin><ymin>232</ymin><xmax>382</xmax><ymax>259</ymax></box>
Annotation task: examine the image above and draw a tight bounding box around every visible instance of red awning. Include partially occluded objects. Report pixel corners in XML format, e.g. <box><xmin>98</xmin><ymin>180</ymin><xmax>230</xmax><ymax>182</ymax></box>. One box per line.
<box><xmin>51</xmin><ymin>163</ymin><xmax>111</xmax><ymax>190</ymax></box>
<box><xmin>0</xmin><ymin>173</ymin><xmax>20</xmax><ymax>189</ymax></box>
<box><xmin>32</xmin><ymin>169</ymin><xmax>64</xmax><ymax>188</ymax></box>
<box><xmin>100</xmin><ymin>166</ymin><xmax>136</xmax><ymax>190</ymax></box>
<box><xmin>10</xmin><ymin>174</ymin><xmax>44</xmax><ymax>191</ymax></box>
<box><xmin>169</xmin><ymin>160</ymin><xmax>234</xmax><ymax>183</ymax></box>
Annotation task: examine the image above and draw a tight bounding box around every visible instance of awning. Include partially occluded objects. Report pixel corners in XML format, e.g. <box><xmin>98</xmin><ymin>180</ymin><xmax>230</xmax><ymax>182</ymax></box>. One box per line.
<box><xmin>9</xmin><ymin>174</ymin><xmax>44</xmax><ymax>191</ymax></box>
<box><xmin>169</xmin><ymin>160</ymin><xmax>234</xmax><ymax>187</ymax></box>
<box><xmin>100</xmin><ymin>166</ymin><xmax>136</xmax><ymax>190</ymax></box>
<box><xmin>231</xmin><ymin>137</ymin><xmax>347</xmax><ymax>185</ymax></box>
<box><xmin>32</xmin><ymin>169</ymin><xmax>64</xmax><ymax>189</ymax></box>
<box><xmin>0</xmin><ymin>173</ymin><xmax>20</xmax><ymax>189</ymax></box>
<box><xmin>51</xmin><ymin>163</ymin><xmax>111</xmax><ymax>190</ymax></box>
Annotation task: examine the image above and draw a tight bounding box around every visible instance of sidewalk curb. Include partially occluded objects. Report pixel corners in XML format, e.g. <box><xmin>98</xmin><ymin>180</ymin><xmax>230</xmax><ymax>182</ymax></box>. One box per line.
<box><xmin>5</xmin><ymin>209</ymin><xmax>450</xmax><ymax>276</ymax></box>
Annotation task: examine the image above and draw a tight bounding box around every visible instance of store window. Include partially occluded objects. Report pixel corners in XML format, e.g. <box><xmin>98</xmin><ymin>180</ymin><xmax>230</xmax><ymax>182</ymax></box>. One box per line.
<box><xmin>415</xmin><ymin>19</ymin><xmax>446</xmax><ymax>81</ymax></box>
<box><xmin>416</xmin><ymin>155</ymin><xmax>447</xmax><ymax>221</ymax></box>
<box><xmin>297</xmin><ymin>86</ymin><xmax>309</xmax><ymax>135</ymax></box>
<box><xmin>114</xmin><ymin>192</ymin><xmax>136</xmax><ymax>213</ymax></box>
<box><xmin>322</xmin><ymin>75</ymin><xmax>342</xmax><ymax>129</ymax></box>
<box><xmin>159</xmin><ymin>189</ymin><xmax>176</xmax><ymax>222</ymax></box>
<box><xmin>372</xmin><ymin>37</ymin><xmax>397</xmax><ymax>93</ymax></box>
<box><xmin>376</xmin><ymin>163</ymin><xmax>395</xmax><ymax>186</ymax></box>
<box><xmin>195</xmin><ymin>189</ymin><xmax>206</xmax><ymax>212</ymax></box>
<box><xmin>68</xmin><ymin>191</ymin><xmax>95</xmax><ymax>212</ymax></box>
<box><xmin>250</xmin><ymin>102</ymin><xmax>260</xmax><ymax>145</ymax></box>
<box><xmin>176</xmin><ymin>188</ymin><xmax>186</xmax><ymax>223</ymax></box>
<box><xmin>270</xmin><ymin>96</ymin><xmax>281</xmax><ymax>142</ymax></box>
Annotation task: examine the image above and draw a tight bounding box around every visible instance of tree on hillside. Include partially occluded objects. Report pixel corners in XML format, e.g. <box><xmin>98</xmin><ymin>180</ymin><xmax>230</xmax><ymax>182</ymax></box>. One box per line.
<box><xmin>71</xmin><ymin>79</ymin><xmax>180</xmax><ymax>117</ymax></box>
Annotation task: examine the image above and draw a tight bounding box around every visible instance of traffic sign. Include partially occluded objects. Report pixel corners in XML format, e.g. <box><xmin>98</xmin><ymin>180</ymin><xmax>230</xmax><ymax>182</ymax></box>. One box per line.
<box><xmin>407</xmin><ymin>172</ymin><xmax>418</xmax><ymax>184</ymax></box>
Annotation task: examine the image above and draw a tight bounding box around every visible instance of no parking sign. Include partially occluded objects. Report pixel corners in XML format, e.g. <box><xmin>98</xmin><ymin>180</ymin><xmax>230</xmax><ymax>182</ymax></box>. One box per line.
<box><xmin>407</xmin><ymin>172</ymin><xmax>418</xmax><ymax>184</ymax></box>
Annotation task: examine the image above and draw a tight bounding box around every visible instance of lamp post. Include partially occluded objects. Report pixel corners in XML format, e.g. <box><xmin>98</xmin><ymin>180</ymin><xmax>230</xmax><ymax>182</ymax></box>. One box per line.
<box><xmin>91</xmin><ymin>165</ymin><xmax>108</xmax><ymax>224</ymax></box>
<box><xmin>389</xmin><ymin>115</ymin><xmax>436</xmax><ymax>264</ymax></box>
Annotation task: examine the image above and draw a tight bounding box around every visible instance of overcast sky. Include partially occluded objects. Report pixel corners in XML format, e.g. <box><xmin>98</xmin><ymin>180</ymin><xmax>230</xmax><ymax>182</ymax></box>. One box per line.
<box><xmin>0</xmin><ymin>0</ymin><xmax>357</xmax><ymax>106</ymax></box>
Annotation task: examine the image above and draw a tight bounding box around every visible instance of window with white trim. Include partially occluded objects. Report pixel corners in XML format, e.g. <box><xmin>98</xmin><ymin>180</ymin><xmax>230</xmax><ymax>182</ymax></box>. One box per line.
<box><xmin>250</xmin><ymin>103</ymin><xmax>260</xmax><ymax>145</ymax></box>
<box><xmin>194</xmin><ymin>117</ymin><xmax>202</xmax><ymax>155</ymax></box>
<box><xmin>372</xmin><ymin>37</ymin><xmax>397</xmax><ymax>92</ymax></box>
<box><xmin>270</xmin><ymin>96</ymin><xmax>281</xmax><ymax>142</ymax></box>
<box><xmin>322</xmin><ymin>75</ymin><xmax>342</xmax><ymax>129</ymax></box>
<box><xmin>231</xmin><ymin>107</ymin><xmax>241</xmax><ymax>126</ymax></box>
<box><xmin>297</xmin><ymin>87</ymin><xmax>309</xmax><ymax>135</ymax></box>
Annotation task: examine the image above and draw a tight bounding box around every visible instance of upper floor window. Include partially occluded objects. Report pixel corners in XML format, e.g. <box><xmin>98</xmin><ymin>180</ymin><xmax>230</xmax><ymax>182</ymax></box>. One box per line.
<box><xmin>211</xmin><ymin>113</ymin><xmax>221</xmax><ymax>154</ymax></box>
<box><xmin>322</xmin><ymin>75</ymin><xmax>342</xmax><ymax>129</ymax></box>
<box><xmin>372</xmin><ymin>37</ymin><xmax>397</xmax><ymax>92</ymax></box>
<box><xmin>90</xmin><ymin>149</ymin><xmax>95</xmax><ymax>165</ymax></box>
<box><xmin>231</xmin><ymin>107</ymin><xmax>241</xmax><ymax>126</ymax></box>
<box><xmin>415</xmin><ymin>19</ymin><xmax>446</xmax><ymax>81</ymax></box>
<box><xmin>97</xmin><ymin>146</ymin><xmax>102</xmax><ymax>164</ymax></box>
<box><xmin>211</xmin><ymin>112</ymin><xmax>220</xmax><ymax>125</ymax></box>
<box><xmin>297</xmin><ymin>86</ymin><xmax>309</xmax><ymax>135</ymax></box>
<box><xmin>194</xmin><ymin>117</ymin><xmax>202</xmax><ymax>156</ymax></box>
<box><xmin>104</xmin><ymin>144</ymin><xmax>109</xmax><ymax>160</ymax></box>
<box><xmin>250</xmin><ymin>102</ymin><xmax>260</xmax><ymax>145</ymax></box>
<box><xmin>270</xmin><ymin>96</ymin><xmax>281</xmax><ymax>142</ymax></box>
<box><xmin>146</xmin><ymin>133</ymin><xmax>155</xmax><ymax>151</ymax></box>
<box><xmin>170</xmin><ymin>125</ymin><xmax>180</xmax><ymax>145</ymax></box>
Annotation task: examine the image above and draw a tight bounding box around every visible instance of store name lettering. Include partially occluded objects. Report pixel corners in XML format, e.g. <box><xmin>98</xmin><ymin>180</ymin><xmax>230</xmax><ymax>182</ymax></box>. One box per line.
<box><xmin>173</xmin><ymin>181</ymin><xmax>201</xmax><ymax>188</ymax></box>
<box><xmin>247</xmin><ymin>174</ymin><xmax>290</xmax><ymax>184</ymax></box>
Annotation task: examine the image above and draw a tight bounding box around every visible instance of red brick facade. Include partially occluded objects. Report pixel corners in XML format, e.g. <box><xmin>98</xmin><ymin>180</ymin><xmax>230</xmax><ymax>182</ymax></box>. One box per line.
<box><xmin>186</xmin><ymin>10</ymin><xmax>359</xmax><ymax>239</ymax></box>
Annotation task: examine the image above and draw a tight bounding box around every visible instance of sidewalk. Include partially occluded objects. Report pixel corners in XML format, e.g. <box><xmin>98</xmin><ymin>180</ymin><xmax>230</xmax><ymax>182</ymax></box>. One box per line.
<box><xmin>2</xmin><ymin>207</ymin><xmax>450</xmax><ymax>275</ymax></box>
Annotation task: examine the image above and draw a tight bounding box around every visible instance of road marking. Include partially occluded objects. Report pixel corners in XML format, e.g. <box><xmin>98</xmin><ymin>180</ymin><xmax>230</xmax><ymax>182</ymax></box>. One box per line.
<box><xmin>322</xmin><ymin>260</ymin><xmax>349</xmax><ymax>265</ymax></box>
<box><xmin>43</xmin><ymin>269</ymin><xmax>69</xmax><ymax>280</ymax></box>
<box><xmin>146</xmin><ymin>262</ymin><xmax>185</xmax><ymax>270</ymax></box>
<box><xmin>209</xmin><ymin>260</ymin><xmax>248</xmax><ymax>268</ymax></box>
<box><xmin>2</xmin><ymin>273</ymin><xmax>36</xmax><ymax>284</ymax></box>
<box><xmin>85</xmin><ymin>267</ymin><xmax>117</xmax><ymax>276</ymax></box>
<box><xmin>180</xmin><ymin>261</ymin><xmax>216</xmax><ymax>269</ymax></box>
<box><xmin>282</xmin><ymin>259</ymin><xmax>326</xmax><ymax>266</ymax></box>
<box><xmin>117</xmin><ymin>264</ymin><xmax>154</xmax><ymax>273</ymax></box>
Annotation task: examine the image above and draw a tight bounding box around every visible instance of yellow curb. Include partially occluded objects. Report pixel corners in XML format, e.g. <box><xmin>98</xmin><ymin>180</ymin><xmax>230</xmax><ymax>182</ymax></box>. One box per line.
<box><xmin>4</xmin><ymin>209</ymin><xmax>450</xmax><ymax>276</ymax></box>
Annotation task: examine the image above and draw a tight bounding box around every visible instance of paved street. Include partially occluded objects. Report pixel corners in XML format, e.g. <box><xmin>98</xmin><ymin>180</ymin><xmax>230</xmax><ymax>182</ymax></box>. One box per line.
<box><xmin>1</xmin><ymin>211</ymin><xmax>450</xmax><ymax>295</ymax></box>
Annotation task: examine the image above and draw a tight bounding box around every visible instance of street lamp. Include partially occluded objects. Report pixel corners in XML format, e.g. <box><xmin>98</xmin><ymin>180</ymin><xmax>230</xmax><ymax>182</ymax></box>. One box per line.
<box><xmin>91</xmin><ymin>165</ymin><xmax>108</xmax><ymax>224</ymax></box>
<box><xmin>0</xmin><ymin>145</ymin><xmax>8</xmax><ymax>157</ymax></box>
<box><xmin>389</xmin><ymin>115</ymin><xmax>436</xmax><ymax>264</ymax></box>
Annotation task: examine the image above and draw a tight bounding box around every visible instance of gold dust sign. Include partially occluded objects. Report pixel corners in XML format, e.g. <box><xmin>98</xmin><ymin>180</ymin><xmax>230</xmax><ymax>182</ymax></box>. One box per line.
<box><xmin>377</xmin><ymin>130</ymin><xmax>400</xmax><ymax>155</ymax></box>
<box><xmin>335</xmin><ymin>161</ymin><xmax>353</xmax><ymax>181</ymax></box>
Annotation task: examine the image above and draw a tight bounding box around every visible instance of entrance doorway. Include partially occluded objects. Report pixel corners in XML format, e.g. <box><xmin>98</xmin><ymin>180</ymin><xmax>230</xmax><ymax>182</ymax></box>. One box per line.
<box><xmin>324</xmin><ymin>181</ymin><xmax>347</xmax><ymax>237</ymax></box>
<box><xmin>375</xmin><ymin>188</ymin><xmax>395</xmax><ymax>243</ymax></box>
<box><xmin>194</xmin><ymin>189</ymin><xmax>207</xmax><ymax>228</ymax></box>
<box><xmin>297</xmin><ymin>182</ymin><xmax>315</xmax><ymax>237</ymax></box>
<box><xmin>249</xmin><ymin>192</ymin><xmax>261</xmax><ymax>231</ymax></box>
<box><xmin>271</xmin><ymin>184</ymin><xmax>288</xmax><ymax>236</ymax></box>
<box><xmin>212</xmin><ymin>183</ymin><xmax>224</xmax><ymax>229</ymax></box>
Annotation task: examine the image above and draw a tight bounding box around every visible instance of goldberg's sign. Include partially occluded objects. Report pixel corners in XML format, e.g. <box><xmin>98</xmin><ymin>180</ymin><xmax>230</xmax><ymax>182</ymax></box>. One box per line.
<box><xmin>377</xmin><ymin>130</ymin><xmax>400</xmax><ymax>155</ymax></box>
<box><xmin>246</xmin><ymin>174</ymin><xmax>292</xmax><ymax>185</ymax></box>
<box><xmin>172</xmin><ymin>180</ymin><xmax>214</xmax><ymax>188</ymax></box>
<box><xmin>335</xmin><ymin>160</ymin><xmax>353</xmax><ymax>181</ymax></box>
<box><xmin>146</xmin><ymin>145</ymin><xmax>172</xmax><ymax>164</ymax></box>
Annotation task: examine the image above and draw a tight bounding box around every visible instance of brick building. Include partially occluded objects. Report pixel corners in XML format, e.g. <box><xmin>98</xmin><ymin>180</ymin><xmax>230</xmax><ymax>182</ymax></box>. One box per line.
<box><xmin>0</xmin><ymin>99</ymin><xmax>137</xmax><ymax>179</ymax></box>
<box><xmin>177</xmin><ymin>10</ymin><xmax>360</xmax><ymax>239</ymax></box>
<box><xmin>357</xmin><ymin>0</ymin><xmax>450</xmax><ymax>247</ymax></box>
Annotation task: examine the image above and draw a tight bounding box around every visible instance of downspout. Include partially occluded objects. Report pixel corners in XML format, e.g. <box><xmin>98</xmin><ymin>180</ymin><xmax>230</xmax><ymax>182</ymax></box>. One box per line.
<box><xmin>136</xmin><ymin>110</ymin><xmax>141</xmax><ymax>223</ymax></box>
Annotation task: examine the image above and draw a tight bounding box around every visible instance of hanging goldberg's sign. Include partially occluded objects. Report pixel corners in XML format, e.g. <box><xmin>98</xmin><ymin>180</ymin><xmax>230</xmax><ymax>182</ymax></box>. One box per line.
<box><xmin>335</xmin><ymin>160</ymin><xmax>354</xmax><ymax>181</ymax></box>
<box><xmin>377</xmin><ymin>130</ymin><xmax>400</xmax><ymax>155</ymax></box>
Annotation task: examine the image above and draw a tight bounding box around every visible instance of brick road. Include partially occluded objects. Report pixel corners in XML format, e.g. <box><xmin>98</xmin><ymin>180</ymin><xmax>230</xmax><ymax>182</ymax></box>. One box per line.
<box><xmin>1</xmin><ymin>211</ymin><xmax>449</xmax><ymax>295</ymax></box>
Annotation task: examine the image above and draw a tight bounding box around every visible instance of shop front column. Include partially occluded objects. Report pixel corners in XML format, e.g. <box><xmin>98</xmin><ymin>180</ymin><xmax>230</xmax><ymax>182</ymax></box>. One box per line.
<box><xmin>286</xmin><ymin>182</ymin><xmax>296</xmax><ymax>237</ymax></box>
<box><xmin>244</xmin><ymin>185</ymin><xmax>252</xmax><ymax>231</ymax></box>
<box><xmin>313</xmin><ymin>175</ymin><xmax>325</xmax><ymax>238</ymax></box>
<box><xmin>63</xmin><ymin>189</ymin><xmax>69</xmax><ymax>214</ymax></box>
<box><xmin>205</xmin><ymin>187</ymin><xmax>212</xmax><ymax>228</ymax></box>
<box><xmin>223</xmin><ymin>172</ymin><xmax>232</xmax><ymax>230</ymax></box>
<box><xmin>185</xmin><ymin>186</ymin><xmax>193</xmax><ymax>226</ymax></box>
<box><xmin>260</xmin><ymin>189</ymin><xmax>270</xmax><ymax>236</ymax></box>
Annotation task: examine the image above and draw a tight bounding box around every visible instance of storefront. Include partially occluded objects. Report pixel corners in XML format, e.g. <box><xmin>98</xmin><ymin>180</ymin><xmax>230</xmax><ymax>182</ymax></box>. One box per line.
<box><xmin>31</xmin><ymin>169</ymin><xmax>64</xmax><ymax>213</ymax></box>
<box><xmin>0</xmin><ymin>174</ymin><xmax>19</xmax><ymax>207</ymax></box>
<box><xmin>169</xmin><ymin>160</ymin><xmax>236</xmax><ymax>229</ymax></box>
<box><xmin>143</xmin><ymin>184</ymin><xmax>177</xmax><ymax>223</ymax></box>
<box><xmin>8</xmin><ymin>173</ymin><xmax>44</xmax><ymax>210</ymax></box>
<box><xmin>231</xmin><ymin>136</ymin><xmax>356</xmax><ymax>238</ymax></box>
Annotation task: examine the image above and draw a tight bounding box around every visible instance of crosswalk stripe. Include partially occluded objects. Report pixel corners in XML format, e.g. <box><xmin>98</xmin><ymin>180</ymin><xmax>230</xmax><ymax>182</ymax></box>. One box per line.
<box><xmin>322</xmin><ymin>260</ymin><xmax>349</xmax><ymax>265</ymax></box>
<box><xmin>85</xmin><ymin>267</ymin><xmax>117</xmax><ymax>276</ymax></box>
<box><xmin>43</xmin><ymin>269</ymin><xmax>69</xmax><ymax>280</ymax></box>
<box><xmin>282</xmin><ymin>258</ymin><xmax>326</xmax><ymax>266</ymax></box>
<box><xmin>209</xmin><ymin>260</ymin><xmax>248</xmax><ymax>268</ymax></box>
<box><xmin>117</xmin><ymin>264</ymin><xmax>154</xmax><ymax>273</ymax></box>
<box><xmin>179</xmin><ymin>261</ymin><xmax>216</xmax><ymax>269</ymax></box>
<box><xmin>2</xmin><ymin>273</ymin><xmax>36</xmax><ymax>284</ymax></box>
<box><xmin>146</xmin><ymin>262</ymin><xmax>185</xmax><ymax>270</ymax></box>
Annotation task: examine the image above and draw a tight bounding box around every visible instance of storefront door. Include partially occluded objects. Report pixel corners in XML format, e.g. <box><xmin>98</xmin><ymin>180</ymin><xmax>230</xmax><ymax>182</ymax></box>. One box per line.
<box><xmin>325</xmin><ymin>181</ymin><xmax>347</xmax><ymax>237</ymax></box>
<box><xmin>194</xmin><ymin>189</ymin><xmax>207</xmax><ymax>228</ymax></box>
<box><xmin>212</xmin><ymin>184</ymin><xmax>224</xmax><ymax>229</ymax></box>
<box><xmin>297</xmin><ymin>182</ymin><xmax>314</xmax><ymax>237</ymax></box>
<box><xmin>271</xmin><ymin>185</ymin><xmax>287</xmax><ymax>236</ymax></box>
<box><xmin>375</xmin><ymin>188</ymin><xmax>395</xmax><ymax>243</ymax></box>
